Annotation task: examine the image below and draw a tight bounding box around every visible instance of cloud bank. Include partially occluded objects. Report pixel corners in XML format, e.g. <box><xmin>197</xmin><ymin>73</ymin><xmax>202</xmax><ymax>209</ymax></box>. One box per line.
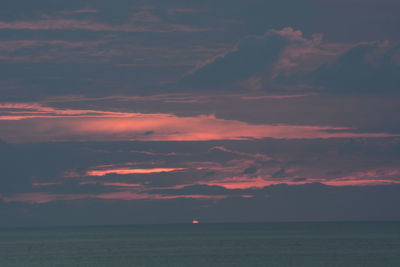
<box><xmin>0</xmin><ymin>102</ymin><xmax>395</xmax><ymax>143</ymax></box>
<box><xmin>184</xmin><ymin>27</ymin><xmax>400</xmax><ymax>94</ymax></box>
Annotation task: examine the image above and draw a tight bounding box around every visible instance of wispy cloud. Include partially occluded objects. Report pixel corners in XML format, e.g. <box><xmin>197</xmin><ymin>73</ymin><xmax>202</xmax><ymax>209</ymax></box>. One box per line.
<box><xmin>86</xmin><ymin>167</ymin><xmax>185</xmax><ymax>177</ymax></box>
<box><xmin>0</xmin><ymin>102</ymin><xmax>396</xmax><ymax>142</ymax></box>
<box><xmin>0</xmin><ymin>17</ymin><xmax>211</xmax><ymax>33</ymax></box>
<box><xmin>0</xmin><ymin>191</ymin><xmax>228</xmax><ymax>204</ymax></box>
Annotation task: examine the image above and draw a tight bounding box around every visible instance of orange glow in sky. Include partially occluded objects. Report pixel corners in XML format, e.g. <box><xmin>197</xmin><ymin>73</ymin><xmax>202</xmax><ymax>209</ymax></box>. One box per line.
<box><xmin>86</xmin><ymin>167</ymin><xmax>185</xmax><ymax>176</ymax></box>
<box><xmin>0</xmin><ymin>102</ymin><xmax>397</xmax><ymax>143</ymax></box>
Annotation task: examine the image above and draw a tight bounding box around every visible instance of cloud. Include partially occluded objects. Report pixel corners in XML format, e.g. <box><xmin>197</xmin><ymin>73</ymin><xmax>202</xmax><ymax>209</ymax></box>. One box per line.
<box><xmin>1</xmin><ymin>137</ymin><xmax>400</xmax><ymax>209</ymax></box>
<box><xmin>182</xmin><ymin>27</ymin><xmax>328</xmax><ymax>90</ymax></box>
<box><xmin>86</xmin><ymin>167</ymin><xmax>185</xmax><ymax>177</ymax></box>
<box><xmin>2</xmin><ymin>184</ymin><xmax>400</xmax><ymax>227</ymax></box>
<box><xmin>182</xmin><ymin>27</ymin><xmax>400</xmax><ymax>95</ymax></box>
<box><xmin>182</xmin><ymin>28</ymin><xmax>288</xmax><ymax>89</ymax></box>
<box><xmin>147</xmin><ymin>184</ymin><xmax>233</xmax><ymax>196</ymax></box>
<box><xmin>0</xmin><ymin>102</ymin><xmax>395</xmax><ymax>142</ymax></box>
<box><xmin>309</xmin><ymin>42</ymin><xmax>400</xmax><ymax>94</ymax></box>
<box><xmin>0</xmin><ymin>140</ymin><xmax>33</xmax><ymax>194</ymax></box>
<box><xmin>0</xmin><ymin>18</ymin><xmax>209</xmax><ymax>33</ymax></box>
<box><xmin>1</xmin><ymin>191</ymin><xmax>228</xmax><ymax>204</ymax></box>
<box><xmin>0</xmin><ymin>1</ymin><xmax>213</xmax><ymax>34</ymax></box>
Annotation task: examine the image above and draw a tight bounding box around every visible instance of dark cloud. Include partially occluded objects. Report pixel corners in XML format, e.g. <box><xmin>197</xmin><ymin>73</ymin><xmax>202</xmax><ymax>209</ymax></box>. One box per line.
<box><xmin>147</xmin><ymin>185</ymin><xmax>234</xmax><ymax>196</ymax></box>
<box><xmin>0</xmin><ymin>0</ymin><xmax>398</xmax><ymax>99</ymax></box>
<box><xmin>182</xmin><ymin>30</ymin><xmax>288</xmax><ymax>89</ymax></box>
<box><xmin>1</xmin><ymin>138</ymin><xmax>400</xmax><ymax>226</ymax></box>
<box><xmin>181</xmin><ymin>27</ymin><xmax>331</xmax><ymax>92</ymax></box>
<box><xmin>34</xmin><ymin>182</ymin><xmax>116</xmax><ymax>195</ymax></box>
<box><xmin>182</xmin><ymin>27</ymin><xmax>400</xmax><ymax>95</ymax></box>
<box><xmin>1</xmin><ymin>184</ymin><xmax>400</xmax><ymax>227</ymax></box>
<box><xmin>0</xmin><ymin>62</ymin><xmax>188</xmax><ymax>100</ymax></box>
<box><xmin>2</xmin><ymin>138</ymin><xmax>400</xmax><ymax>194</ymax></box>
<box><xmin>243</xmin><ymin>166</ymin><xmax>258</xmax><ymax>174</ymax></box>
<box><xmin>271</xmin><ymin>167</ymin><xmax>286</xmax><ymax>178</ymax></box>
<box><xmin>0</xmin><ymin>140</ymin><xmax>32</xmax><ymax>194</ymax></box>
<box><xmin>1</xmin><ymin>0</ymin><xmax>400</xmax><ymax>227</ymax></box>
<box><xmin>309</xmin><ymin>43</ymin><xmax>400</xmax><ymax>94</ymax></box>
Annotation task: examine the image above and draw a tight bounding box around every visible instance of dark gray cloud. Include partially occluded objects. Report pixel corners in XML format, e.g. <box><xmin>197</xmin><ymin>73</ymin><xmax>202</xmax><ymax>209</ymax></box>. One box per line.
<box><xmin>147</xmin><ymin>185</ymin><xmax>235</xmax><ymax>196</ymax></box>
<box><xmin>0</xmin><ymin>140</ymin><xmax>32</xmax><ymax>194</ymax></box>
<box><xmin>182</xmin><ymin>29</ymin><xmax>290</xmax><ymax>90</ymax></box>
<box><xmin>1</xmin><ymin>184</ymin><xmax>400</xmax><ymax>227</ymax></box>
<box><xmin>309</xmin><ymin>43</ymin><xmax>400</xmax><ymax>94</ymax></box>
<box><xmin>0</xmin><ymin>0</ymin><xmax>398</xmax><ymax>100</ymax></box>
<box><xmin>1</xmin><ymin>0</ymin><xmax>400</xmax><ymax>227</ymax></box>
<box><xmin>1</xmin><ymin>137</ymin><xmax>400</xmax><ymax>226</ymax></box>
<box><xmin>182</xmin><ymin>27</ymin><xmax>400</xmax><ymax>94</ymax></box>
<box><xmin>1</xmin><ymin>137</ymin><xmax>400</xmax><ymax>194</ymax></box>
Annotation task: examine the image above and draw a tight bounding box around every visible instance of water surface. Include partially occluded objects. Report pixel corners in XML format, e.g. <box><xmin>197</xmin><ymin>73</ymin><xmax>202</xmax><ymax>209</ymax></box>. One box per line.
<box><xmin>1</xmin><ymin>222</ymin><xmax>399</xmax><ymax>267</ymax></box>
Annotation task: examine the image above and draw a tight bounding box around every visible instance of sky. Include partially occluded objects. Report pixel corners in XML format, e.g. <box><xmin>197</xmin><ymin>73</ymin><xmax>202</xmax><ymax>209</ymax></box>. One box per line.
<box><xmin>1</xmin><ymin>0</ymin><xmax>400</xmax><ymax>227</ymax></box>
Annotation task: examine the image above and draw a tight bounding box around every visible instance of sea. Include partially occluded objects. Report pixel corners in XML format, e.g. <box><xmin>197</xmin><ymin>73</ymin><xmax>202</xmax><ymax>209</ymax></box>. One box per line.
<box><xmin>0</xmin><ymin>222</ymin><xmax>399</xmax><ymax>267</ymax></box>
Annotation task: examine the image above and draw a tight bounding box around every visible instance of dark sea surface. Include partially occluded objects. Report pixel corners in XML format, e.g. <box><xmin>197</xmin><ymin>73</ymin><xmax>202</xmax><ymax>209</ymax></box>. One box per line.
<box><xmin>1</xmin><ymin>222</ymin><xmax>399</xmax><ymax>267</ymax></box>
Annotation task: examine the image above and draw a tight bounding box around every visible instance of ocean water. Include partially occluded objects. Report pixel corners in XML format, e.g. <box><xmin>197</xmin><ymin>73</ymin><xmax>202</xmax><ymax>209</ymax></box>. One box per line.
<box><xmin>0</xmin><ymin>222</ymin><xmax>399</xmax><ymax>267</ymax></box>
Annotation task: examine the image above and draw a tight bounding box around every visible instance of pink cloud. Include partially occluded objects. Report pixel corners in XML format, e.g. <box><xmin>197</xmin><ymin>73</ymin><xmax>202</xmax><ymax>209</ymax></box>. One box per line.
<box><xmin>102</xmin><ymin>183</ymin><xmax>142</xmax><ymax>188</ymax></box>
<box><xmin>4</xmin><ymin>173</ymin><xmax>400</xmax><ymax>204</ymax></box>
<box><xmin>207</xmin><ymin>146</ymin><xmax>272</xmax><ymax>161</ymax></box>
<box><xmin>0</xmin><ymin>18</ymin><xmax>210</xmax><ymax>33</ymax></box>
<box><xmin>0</xmin><ymin>191</ymin><xmax>228</xmax><ymax>204</ymax></box>
<box><xmin>0</xmin><ymin>102</ymin><xmax>396</xmax><ymax>143</ymax></box>
<box><xmin>97</xmin><ymin>192</ymin><xmax>227</xmax><ymax>201</ymax></box>
<box><xmin>239</xmin><ymin>93</ymin><xmax>318</xmax><ymax>100</ymax></box>
<box><xmin>199</xmin><ymin>176</ymin><xmax>400</xmax><ymax>189</ymax></box>
<box><xmin>86</xmin><ymin>168</ymin><xmax>185</xmax><ymax>177</ymax></box>
<box><xmin>198</xmin><ymin>176</ymin><xmax>283</xmax><ymax>189</ymax></box>
<box><xmin>32</xmin><ymin>182</ymin><xmax>63</xmax><ymax>187</ymax></box>
<box><xmin>322</xmin><ymin>179</ymin><xmax>400</xmax><ymax>186</ymax></box>
<box><xmin>0</xmin><ymin>102</ymin><xmax>138</xmax><ymax>120</ymax></box>
<box><xmin>0</xmin><ymin>193</ymin><xmax>92</xmax><ymax>204</ymax></box>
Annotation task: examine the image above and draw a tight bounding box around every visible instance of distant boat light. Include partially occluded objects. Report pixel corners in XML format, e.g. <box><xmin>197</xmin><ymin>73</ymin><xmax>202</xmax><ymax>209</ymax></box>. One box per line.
<box><xmin>192</xmin><ymin>220</ymin><xmax>200</xmax><ymax>224</ymax></box>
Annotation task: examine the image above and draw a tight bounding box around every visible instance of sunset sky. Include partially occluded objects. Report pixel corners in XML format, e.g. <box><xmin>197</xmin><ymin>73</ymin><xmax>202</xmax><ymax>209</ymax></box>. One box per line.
<box><xmin>1</xmin><ymin>0</ymin><xmax>400</xmax><ymax>227</ymax></box>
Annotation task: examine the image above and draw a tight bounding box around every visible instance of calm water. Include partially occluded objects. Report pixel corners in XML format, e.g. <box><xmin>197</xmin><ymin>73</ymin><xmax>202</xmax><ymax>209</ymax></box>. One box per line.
<box><xmin>1</xmin><ymin>222</ymin><xmax>399</xmax><ymax>267</ymax></box>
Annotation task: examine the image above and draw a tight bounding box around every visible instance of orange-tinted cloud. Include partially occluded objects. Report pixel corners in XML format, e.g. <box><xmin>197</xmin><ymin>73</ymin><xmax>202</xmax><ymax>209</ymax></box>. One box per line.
<box><xmin>0</xmin><ymin>102</ymin><xmax>396</xmax><ymax>143</ymax></box>
<box><xmin>195</xmin><ymin>168</ymin><xmax>400</xmax><ymax>189</ymax></box>
<box><xmin>198</xmin><ymin>177</ymin><xmax>283</xmax><ymax>189</ymax></box>
<box><xmin>322</xmin><ymin>179</ymin><xmax>400</xmax><ymax>186</ymax></box>
<box><xmin>86</xmin><ymin>168</ymin><xmax>185</xmax><ymax>176</ymax></box>
<box><xmin>0</xmin><ymin>102</ymin><xmax>137</xmax><ymax>120</ymax></box>
<box><xmin>198</xmin><ymin>177</ymin><xmax>400</xmax><ymax>189</ymax></box>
